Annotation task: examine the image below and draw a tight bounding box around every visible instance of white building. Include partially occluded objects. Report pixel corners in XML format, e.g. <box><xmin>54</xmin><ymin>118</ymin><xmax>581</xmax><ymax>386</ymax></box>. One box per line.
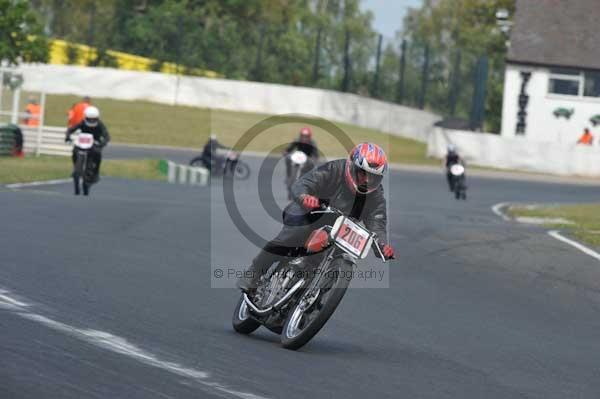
<box><xmin>501</xmin><ymin>0</ymin><xmax>600</xmax><ymax>145</ymax></box>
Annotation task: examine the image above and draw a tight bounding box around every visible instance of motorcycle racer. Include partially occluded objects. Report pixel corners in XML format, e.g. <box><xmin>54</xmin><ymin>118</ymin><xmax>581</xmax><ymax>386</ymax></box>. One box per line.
<box><xmin>65</xmin><ymin>106</ymin><xmax>110</xmax><ymax>192</ymax></box>
<box><xmin>237</xmin><ymin>142</ymin><xmax>395</xmax><ymax>293</ymax></box>
<box><xmin>284</xmin><ymin>127</ymin><xmax>319</xmax><ymax>179</ymax></box>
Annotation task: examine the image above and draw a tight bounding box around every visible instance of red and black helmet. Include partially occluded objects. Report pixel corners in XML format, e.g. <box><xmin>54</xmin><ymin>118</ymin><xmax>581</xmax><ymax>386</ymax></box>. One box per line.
<box><xmin>345</xmin><ymin>143</ymin><xmax>388</xmax><ymax>194</ymax></box>
<box><xmin>299</xmin><ymin>126</ymin><xmax>312</xmax><ymax>142</ymax></box>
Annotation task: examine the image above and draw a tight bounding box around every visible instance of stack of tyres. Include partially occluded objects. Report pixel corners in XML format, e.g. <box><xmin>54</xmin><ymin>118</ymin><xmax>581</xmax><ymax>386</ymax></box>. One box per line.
<box><xmin>0</xmin><ymin>125</ymin><xmax>19</xmax><ymax>156</ymax></box>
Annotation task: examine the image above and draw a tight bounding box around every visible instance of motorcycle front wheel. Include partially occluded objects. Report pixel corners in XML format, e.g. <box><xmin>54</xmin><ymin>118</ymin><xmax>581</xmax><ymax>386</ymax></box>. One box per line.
<box><xmin>232</xmin><ymin>294</ymin><xmax>260</xmax><ymax>334</ymax></box>
<box><xmin>281</xmin><ymin>258</ymin><xmax>353</xmax><ymax>350</ymax></box>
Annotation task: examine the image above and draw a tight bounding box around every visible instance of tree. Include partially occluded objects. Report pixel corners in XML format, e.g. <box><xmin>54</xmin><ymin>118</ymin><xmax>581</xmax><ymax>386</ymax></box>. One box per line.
<box><xmin>26</xmin><ymin>0</ymin><xmax>381</xmax><ymax>96</ymax></box>
<box><xmin>0</xmin><ymin>0</ymin><xmax>48</xmax><ymax>64</ymax></box>
<box><xmin>403</xmin><ymin>0</ymin><xmax>515</xmax><ymax>132</ymax></box>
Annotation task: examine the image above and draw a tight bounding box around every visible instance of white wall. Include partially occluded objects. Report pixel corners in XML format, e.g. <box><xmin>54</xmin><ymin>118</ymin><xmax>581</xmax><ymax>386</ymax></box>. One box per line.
<box><xmin>19</xmin><ymin>64</ymin><xmax>440</xmax><ymax>143</ymax></box>
<box><xmin>429</xmin><ymin>127</ymin><xmax>600</xmax><ymax>177</ymax></box>
<box><xmin>501</xmin><ymin>64</ymin><xmax>600</xmax><ymax>145</ymax></box>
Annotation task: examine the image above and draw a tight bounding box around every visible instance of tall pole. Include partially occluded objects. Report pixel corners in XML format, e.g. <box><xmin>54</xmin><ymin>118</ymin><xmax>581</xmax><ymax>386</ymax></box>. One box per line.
<box><xmin>372</xmin><ymin>34</ymin><xmax>383</xmax><ymax>97</ymax></box>
<box><xmin>341</xmin><ymin>29</ymin><xmax>351</xmax><ymax>92</ymax></box>
<box><xmin>448</xmin><ymin>49</ymin><xmax>461</xmax><ymax>116</ymax></box>
<box><xmin>312</xmin><ymin>27</ymin><xmax>322</xmax><ymax>84</ymax></box>
<box><xmin>173</xmin><ymin>15</ymin><xmax>183</xmax><ymax>106</ymax></box>
<box><xmin>470</xmin><ymin>55</ymin><xmax>489</xmax><ymax>130</ymax></box>
<box><xmin>396</xmin><ymin>39</ymin><xmax>406</xmax><ymax>104</ymax></box>
<box><xmin>254</xmin><ymin>24</ymin><xmax>266</xmax><ymax>82</ymax></box>
<box><xmin>418</xmin><ymin>44</ymin><xmax>429</xmax><ymax>110</ymax></box>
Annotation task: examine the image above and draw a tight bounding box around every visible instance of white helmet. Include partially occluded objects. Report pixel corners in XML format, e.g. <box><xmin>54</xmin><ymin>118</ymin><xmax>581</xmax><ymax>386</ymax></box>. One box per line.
<box><xmin>447</xmin><ymin>144</ymin><xmax>456</xmax><ymax>152</ymax></box>
<box><xmin>84</xmin><ymin>106</ymin><xmax>100</xmax><ymax>127</ymax></box>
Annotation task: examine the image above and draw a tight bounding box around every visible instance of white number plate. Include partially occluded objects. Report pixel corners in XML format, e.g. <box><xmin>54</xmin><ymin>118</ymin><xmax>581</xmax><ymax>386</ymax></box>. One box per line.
<box><xmin>334</xmin><ymin>217</ymin><xmax>371</xmax><ymax>258</ymax></box>
<box><xmin>75</xmin><ymin>133</ymin><xmax>94</xmax><ymax>149</ymax></box>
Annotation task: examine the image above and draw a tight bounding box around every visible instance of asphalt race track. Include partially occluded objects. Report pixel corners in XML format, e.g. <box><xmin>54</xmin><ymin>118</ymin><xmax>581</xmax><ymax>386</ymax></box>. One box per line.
<box><xmin>2</xmin><ymin>150</ymin><xmax>600</xmax><ymax>399</ymax></box>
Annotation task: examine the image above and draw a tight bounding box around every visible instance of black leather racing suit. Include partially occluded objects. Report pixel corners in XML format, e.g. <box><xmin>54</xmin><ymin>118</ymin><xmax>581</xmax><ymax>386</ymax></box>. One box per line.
<box><xmin>241</xmin><ymin>159</ymin><xmax>388</xmax><ymax>288</ymax></box>
<box><xmin>201</xmin><ymin>139</ymin><xmax>230</xmax><ymax>171</ymax></box>
<box><xmin>66</xmin><ymin>120</ymin><xmax>111</xmax><ymax>179</ymax></box>
<box><xmin>284</xmin><ymin>139</ymin><xmax>319</xmax><ymax>179</ymax></box>
<box><xmin>445</xmin><ymin>151</ymin><xmax>462</xmax><ymax>190</ymax></box>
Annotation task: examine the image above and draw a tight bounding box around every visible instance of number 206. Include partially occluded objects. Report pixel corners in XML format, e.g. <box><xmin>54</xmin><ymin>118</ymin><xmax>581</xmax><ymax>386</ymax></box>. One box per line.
<box><xmin>341</xmin><ymin>225</ymin><xmax>364</xmax><ymax>250</ymax></box>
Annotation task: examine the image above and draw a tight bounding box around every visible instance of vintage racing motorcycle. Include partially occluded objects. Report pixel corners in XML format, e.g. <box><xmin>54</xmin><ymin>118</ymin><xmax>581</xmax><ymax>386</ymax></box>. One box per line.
<box><xmin>232</xmin><ymin>205</ymin><xmax>391</xmax><ymax>350</ymax></box>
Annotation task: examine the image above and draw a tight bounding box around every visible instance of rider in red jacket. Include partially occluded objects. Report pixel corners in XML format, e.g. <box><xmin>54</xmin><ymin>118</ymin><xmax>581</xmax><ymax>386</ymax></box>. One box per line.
<box><xmin>237</xmin><ymin>142</ymin><xmax>395</xmax><ymax>292</ymax></box>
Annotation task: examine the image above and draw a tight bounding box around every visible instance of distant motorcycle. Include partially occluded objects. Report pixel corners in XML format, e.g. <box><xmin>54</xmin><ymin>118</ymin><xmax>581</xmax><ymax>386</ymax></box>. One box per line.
<box><xmin>72</xmin><ymin>133</ymin><xmax>98</xmax><ymax>196</ymax></box>
<box><xmin>285</xmin><ymin>151</ymin><xmax>313</xmax><ymax>200</ymax></box>
<box><xmin>232</xmin><ymin>204</ymin><xmax>391</xmax><ymax>350</ymax></box>
<box><xmin>189</xmin><ymin>149</ymin><xmax>250</xmax><ymax>180</ymax></box>
<box><xmin>449</xmin><ymin>163</ymin><xmax>467</xmax><ymax>200</ymax></box>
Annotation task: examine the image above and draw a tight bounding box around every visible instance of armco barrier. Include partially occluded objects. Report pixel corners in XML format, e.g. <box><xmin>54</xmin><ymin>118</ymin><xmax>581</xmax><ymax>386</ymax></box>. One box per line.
<box><xmin>427</xmin><ymin>127</ymin><xmax>600</xmax><ymax>177</ymax></box>
<box><xmin>19</xmin><ymin>64</ymin><xmax>441</xmax><ymax>143</ymax></box>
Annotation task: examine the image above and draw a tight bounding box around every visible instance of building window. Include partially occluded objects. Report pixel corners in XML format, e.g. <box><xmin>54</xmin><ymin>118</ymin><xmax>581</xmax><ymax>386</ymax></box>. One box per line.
<box><xmin>548</xmin><ymin>68</ymin><xmax>582</xmax><ymax>96</ymax></box>
<box><xmin>584</xmin><ymin>72</ymin><xmax>600</xmax><ymax>97</ymax></box>
<box><xmin>548</xmin><ymin>68</ymin><xmax>600</xmax><ymax>98</ymax></box>
<box><xmin>549</xmin><ymin>78</ymin><xmax>579</xmax><ymax>95</ymax></box>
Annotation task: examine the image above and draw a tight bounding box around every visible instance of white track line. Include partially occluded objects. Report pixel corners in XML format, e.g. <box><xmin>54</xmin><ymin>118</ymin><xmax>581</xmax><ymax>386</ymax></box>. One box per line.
<box><xmin>548</xmin><ymin>230</ymin><xmax>600</xmax><ymax>262</ymax></box>
<box><xmin>0</xmin><ymin>288</ymin><xmax>268</xmax><ymax>399</ymax></box>
<box><xmin>491</xmin><ymin>202</ymin><xmax>511</xmax><ymax>221</ymax></box>
<box><xmin>491</xmin><ymin>202</ymin><xmax>600</xmax><ymax>263</ymax></box>
<box><xmin>6</xmin><ymin>178</ymin><xmax>71</xmax><ymax>189</ymax></box>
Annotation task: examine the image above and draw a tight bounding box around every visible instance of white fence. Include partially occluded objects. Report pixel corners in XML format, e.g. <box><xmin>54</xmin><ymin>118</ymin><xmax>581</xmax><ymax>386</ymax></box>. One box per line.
<box><xmin>21</xmin><ymin>125</ymin><xmax>71</xmax><ymax>156</ymax></box>
<box><xmin>427</xmin><ymin>127</ymin><xmax>600</xmax><ymax>177</ymax></box>
<box><xmin>19</xmin><ymin>64</ymin><xmax>441</xmax><ymax>143</ymax></box>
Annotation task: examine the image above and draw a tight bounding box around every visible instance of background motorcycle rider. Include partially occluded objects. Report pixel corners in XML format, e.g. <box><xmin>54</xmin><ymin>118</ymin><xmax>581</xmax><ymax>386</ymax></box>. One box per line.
<box><xmin>200</xmin><ymin>134</ymin><xmax>233</xmax><ymax>172</ymax></box>
<box><xmin>284</xmin><ymin>127</ymin><xmax>319</xmax><ymax>180</ymax></box>
<box><xmin>237</xmin><ymin>142</ymin><xmax>395</xmax><ymax>293</ymax></box>
<box><xmin>65</xmin><ymin>106</ymin><xmax>111</xmax><ymax>193</ymax></box>
<box><xmin>444</xmin><ymin>144</ymin><xmax>464</xmax><ymax>191</ymax></box>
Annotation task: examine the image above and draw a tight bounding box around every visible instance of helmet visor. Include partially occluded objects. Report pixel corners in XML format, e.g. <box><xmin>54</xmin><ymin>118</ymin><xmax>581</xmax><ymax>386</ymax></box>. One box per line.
<box><xmin>85</xmin><ymin>117</ymin><xmax>98</xmax><ymax>127</ymax></box>
<box><xmin>351</xmin><ymin>164</ymin><xmax>383</xmax><ymax>193</ymax></box>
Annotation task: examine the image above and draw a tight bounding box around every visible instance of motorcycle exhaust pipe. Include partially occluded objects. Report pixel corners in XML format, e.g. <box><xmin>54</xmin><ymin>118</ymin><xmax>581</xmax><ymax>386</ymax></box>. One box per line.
<box><xmin>243</xmin><ymin>279</ymin><xmax>305</xmax><ymax>315</ymax></box>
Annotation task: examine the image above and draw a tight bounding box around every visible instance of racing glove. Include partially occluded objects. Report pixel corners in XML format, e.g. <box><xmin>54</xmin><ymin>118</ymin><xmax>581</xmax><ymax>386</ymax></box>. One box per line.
<box><xmin>375</xmin><ymin>243</ymin><xmax>394</xmax><ymax>260</ymax></box>
<box><xmin>300</xmin><ymin>194</ymin><xmax>320</xmax><ymax>210</ymax></box>
<box><xmin>382</xmin><ymin>244</ymin><xmax>395</xmax><ymax>260</ymax></box>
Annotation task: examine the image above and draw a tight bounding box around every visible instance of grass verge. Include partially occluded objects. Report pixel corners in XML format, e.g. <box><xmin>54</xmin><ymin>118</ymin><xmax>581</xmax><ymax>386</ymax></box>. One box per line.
<box><xmin>508</xmin><ymin>204</ymin><xmax>600</xmax><ymax>247</ymax></box>
<box><xmin>0</xmin><ymin>156</ymin><xmax>165</xmax><ymax>184</ymax></box>
<box><xmin>15</xmin><ymin>93</ymin><xmax>436</xmax><ymax>166</ymax></box>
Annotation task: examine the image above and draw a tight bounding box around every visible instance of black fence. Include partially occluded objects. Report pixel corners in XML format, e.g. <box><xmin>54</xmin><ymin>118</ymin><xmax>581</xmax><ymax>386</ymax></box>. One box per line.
<box><xmin>329</xmin><ymin>34</ymin><xmax>503</xmax><ymax>133</ymax></box>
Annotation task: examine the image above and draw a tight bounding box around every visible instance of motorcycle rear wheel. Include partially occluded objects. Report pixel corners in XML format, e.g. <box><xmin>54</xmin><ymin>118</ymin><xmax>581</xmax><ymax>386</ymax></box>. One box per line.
<box><xmin>281</xmin><ymin>258</ymin><xmax>352</xmax><ymax>350</ymax></box>
<box><xmin>234</xmin><ymin>161</ymin><xmax>250</xmax><ymax>180</ymax></box>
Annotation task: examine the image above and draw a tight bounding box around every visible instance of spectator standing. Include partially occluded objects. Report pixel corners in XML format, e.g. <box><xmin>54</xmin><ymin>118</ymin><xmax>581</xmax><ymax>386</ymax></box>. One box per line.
<box><xmin>23</xmin><ymin>97</ymin><xmax>41</xmax><ymax>127</ymax></box>
<box><xmin>577</xmin><ymin>128</ymin><xmax>594</xmax><ymax>145</ymax></box>
<box><xmin>68</xmin><ymin>96</ymin><xmax>91</xmax><ymax>128</ymax></box>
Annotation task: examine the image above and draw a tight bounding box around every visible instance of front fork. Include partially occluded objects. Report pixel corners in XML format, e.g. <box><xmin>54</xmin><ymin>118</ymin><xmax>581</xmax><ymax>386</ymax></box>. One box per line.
<box><xmin>298</xmin><ymin>247</ymin><xmax>348</xmax><ymax>311</ymax></box>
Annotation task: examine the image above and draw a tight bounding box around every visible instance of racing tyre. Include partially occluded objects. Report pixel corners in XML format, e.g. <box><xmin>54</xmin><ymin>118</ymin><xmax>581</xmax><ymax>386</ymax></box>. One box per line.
<box><xmin>232</xmin><ymin>294</ymin><xmax>260</xmax><ymax>334</ymax></box>
<box><xmin>234</xmin><ymin>161</ymin><xmax>250</xmax><ymax>180</ymax></box>
<box><xmin>281</xmin><ymin>258</ymin><xmax>352</xmax><ymax>350</ymax></box>
<box><xmin>189</xmin><ymin>156</ymin><xmax>205</xmax><ymax>167</ymax></box>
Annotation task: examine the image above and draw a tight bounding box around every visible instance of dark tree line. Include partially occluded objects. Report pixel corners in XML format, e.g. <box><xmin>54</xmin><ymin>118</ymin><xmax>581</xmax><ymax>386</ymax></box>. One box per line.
<box><xmin>5</xmin><ymin>0</ymin><xmax>515</xmax><ymax>132</ymax></box>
